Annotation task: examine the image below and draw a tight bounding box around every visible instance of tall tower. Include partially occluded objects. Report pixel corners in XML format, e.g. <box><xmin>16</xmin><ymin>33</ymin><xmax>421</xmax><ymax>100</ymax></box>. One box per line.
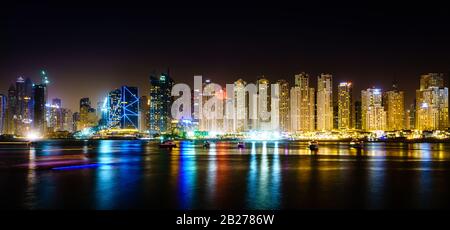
<box><xmin>291</xmin><ymin>73</ymin><xmax>315</xmax><ymax>132</ymax></box>
<box><xmin>383</xmin><ymin>83</ymin><xmax>405</xmax><ymax>131</ymax></box>
<box><xmin>139</xmin><ymin>96</ymin><xmax>150</xmax><ymax>133</ymax></box>
<box><xmin>317</xmin><ymin>74</ymin><xmax>333</xmax><ymax>131</ymax></box>
<box><xmin>120</xmin><ymin>86</ymin><xmax>139</xmax><ymax>129</ymax></box>
<box><xmin>234</xmin><ymin>79</ymin><xmax>248</xmax><ymax>132</ymax></box>
<box><xmin>338</xmin><ymin>82</ymin><xmax>353</xmax><ymax>130</ymax></box>
<box><xmin>33</xmin><ymin>84</ymin><xmax>46</xmax><ymax>134</ymax></box>
<box><xmin>361</xmin><ymin>87</ymin><xmax>387</xmax><ymax>131</ymax></box>
<box><xmin>277</xmin><ymin>79</ymin><xmax>290</xmax><ymax>132</ymax></box>
<box><xmin>149</xmin><ymin>72</ymin><xmax>174</xmax><ymax>135</ymax></box>
<box><xmin>0</xmin><ymin>94</ymin><xmax>6</xmax><ymax>134</ymax></box>
<box><xmin>416</xmin><ymin>73</ymin><xmax>448</xmax><ymax>130</ymax></box>
<box><xmin>79</xmin><ymin>97</ymin><xmax>91</xmax><ymax>130</ymax></box>
<box><xmin>257</xmin><ymin>76</ymin><xmax>271</xmax><ymax>131</ymax></box>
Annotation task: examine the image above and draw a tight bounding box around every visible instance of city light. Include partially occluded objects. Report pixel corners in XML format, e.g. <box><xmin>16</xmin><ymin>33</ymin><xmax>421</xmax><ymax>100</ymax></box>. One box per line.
<box><xmin>25</xmin><ymin>131</ymin><xmax>42</xmax><ymax>141</ymax></box>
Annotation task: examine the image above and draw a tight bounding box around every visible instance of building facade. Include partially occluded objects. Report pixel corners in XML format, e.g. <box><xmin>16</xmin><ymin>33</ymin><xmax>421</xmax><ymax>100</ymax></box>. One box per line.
<box><xmin>291</xmin><ymin>73</ymin><xmax>315</xmax><ymax>132</ymax></box>
<box><xmin>149</xmin><ymin>73</ymin><xmax>174</xmax><ymax>135</ymax></box>
<box><xmin>416</xmin><ymin>73</ymin><xmax>449</xmax><ymax>130</ymax></box>
<box><xmin>361</xmin><ymin>88</ymin><xmax>387</xmax><ymax>131</ymax></box>
<box><xmin>317</xmin><ymin>74</ymin><xmax>333</xmax><ymax>131</ymax></box>
<box><xmin>383</xmin><ymin>85</ymin><xmax>405</xmax><ymax>131</ymax></box>
<box><xmin>337</xmin><ymin>82</ymin><xmax>353</xmax><ymax>130</ymax></box>
<box><xmin>277</xmin><ymin>79</ymin><xmax>290</xmax><ymax>132</ymax></box>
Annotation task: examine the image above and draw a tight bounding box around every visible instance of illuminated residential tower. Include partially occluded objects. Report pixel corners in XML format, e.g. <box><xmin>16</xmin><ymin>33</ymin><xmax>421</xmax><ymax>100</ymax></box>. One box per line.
<box><xmin>149</xmin><ymin>73</ymin><xmax>174</xmax><ymax>135</ymax></box>
<box><xmin>338</xmin><ymin>82</ymin><xmax>353</xmax><ymax>130</ymax></box>
<box><xmin>317</xmin><ymin>74</ymin><xmax>333</xmax><ymax>131</ymax></box>
<box><xmin>383</xmin><ymin>83</ymin><xmax>405</xmax><ymax>131</ymax></box>
<box><xmin>361</xmin><ymin>87</ymin><xmax>387</xmax><ymax>131</ymax></box>
<box><xmin>416</xmin><ymin>73</ymin><xmax>448</xmax><ymax>130</ymax></box>
<box><xmin>291</xmin><ymin>73</ymin><xmax>315</xmax><ymax>132</ymax></box>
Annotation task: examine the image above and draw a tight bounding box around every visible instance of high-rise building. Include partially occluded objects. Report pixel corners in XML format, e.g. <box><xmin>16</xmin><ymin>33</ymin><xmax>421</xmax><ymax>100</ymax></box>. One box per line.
<box><xmin>139</xmin><ymin>96</ymin><xmax>150</xmax><ymax>133</ymax></box>
<box><xmin>15</xmin><ymin>77</ymin><xmax>33</xmax><ymax>135</ymax></box>
<box><xmin>107</xmin><ymin>86</ymin><xmax>139</xmax><ymax>130</ymax></box>
<box><xmin>405</xmin><ymin>103</ymin><xmax>416</xmax><ymax>130</ymax></box>
<box><xmin>32</xmin><ymin>70</ymin><xmax>49</xmax><ymax>135</ymax></box>
<box><xmin>48</xmin><ymin>98</ymin><xmax>63</xmax><ymax>132</ymax></box>
<box><xmin>87</xmin><ymin>108</ymin><xmax>99</xmax><ymax>128</ymax></box>
<box><xmin>361</xmin><ymin>88</ymin><xmax>387</xmax><ymax>131</ymax></box>
<box><xmin>72</xmin><ymin>112</ymin><xmax>80</xmax><ymax>132</ymax></box>
<box><xmin>383</xmin><ymin>84</ymin><xmax>405</xmax><ymax>131</ymax></box>
<box><xmin>149</xmin><ymin>73</ymin><xmax>174</xmax><ymax>135</ymax></box>
<box><xmin>257</xmin><ymin>77</ymin><xmax>272</xmax><ymax>131</ymax></box>
<box><xmin>33</xmin><ymin>84</ymin><xmax>47</xmax><ymax>134</ymax></box>
<box><xmin>277</xmin><ymin>79</ymin><xmax>290</xmax><ymax>132</ymax></box>
<box><xmin>317</xmin><ymin>74</ymin><xmax>333</xmax><ymax>131</ymax></box>
<box><xmin>5</xmin><ymin>85</ymin><xmax>17</xmax><ymax>134</ymax></box>
<box><xmin>291</xmin><ymin>73</ymin><xmax>315</xmax><ymax>132</ymax></box>
<box><xmin>234</xmin><ymin>79</ymin><xmax>248</xmax><ymax>132</ymax></box>
<box><xmin>420</xmin><ymin>73</ymin><xmax>444</xmax><ymax>90</ymax></box>
<box><xmin>416</xmin><ymin>73</ymin><xmax>448</xmax><ymax>130</ymax></box>
<box><xmin>337</xmin><ymin>82</ymin><xmax>353</xmax><ymax>130</ymax></box>
<box><xmin>354</xmin><ymin>101</ymin><xmax>362</xmax><ymax>130</ymax></box>
<box><xmin>62</xmin><ymin>108</ymin><xmax>73</xmax><ymax>132</ymax></box>
<box><xmin>0</xmin><ymin>94</ymin><xmax>6</xmax><ymax>134</ymax></box>
<box><xmin>78</xmin><ymin>97</ymin><xmax>91</xmax><ymax>130</ymax></box>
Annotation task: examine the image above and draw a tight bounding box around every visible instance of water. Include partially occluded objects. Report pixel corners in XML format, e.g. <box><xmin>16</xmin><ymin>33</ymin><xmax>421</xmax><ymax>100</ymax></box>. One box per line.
<box><xmin>0</xmin><ymin>140</ymin><xmax>450</xmax><ymax>210</ymax></box>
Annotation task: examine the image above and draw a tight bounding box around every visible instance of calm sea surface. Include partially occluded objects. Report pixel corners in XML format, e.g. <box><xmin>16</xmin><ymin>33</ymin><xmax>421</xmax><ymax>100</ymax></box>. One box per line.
<box><xmin>1</xmin><ymin>140</ymin><xmax>450</xmax><ymax>210</ymax></box>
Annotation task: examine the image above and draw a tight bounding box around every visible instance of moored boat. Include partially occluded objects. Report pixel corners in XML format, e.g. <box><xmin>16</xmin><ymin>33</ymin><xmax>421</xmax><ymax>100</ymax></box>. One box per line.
<box><xmin>308</xmin><ymin>140</ymin><xmax>319</xmax><ymax>150</ymax></box>
<box><xmin>159</xmin><ymin>140</ymin><xmax>177</xmax><ymax>148</ymax></box>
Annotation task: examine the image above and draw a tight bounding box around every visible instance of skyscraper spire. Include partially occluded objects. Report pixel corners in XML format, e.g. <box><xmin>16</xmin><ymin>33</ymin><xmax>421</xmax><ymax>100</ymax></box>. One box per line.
<box><xmin>40</xmin><ymin>69</ymin><xmax>49</xmax><ymax>85</ymax></box>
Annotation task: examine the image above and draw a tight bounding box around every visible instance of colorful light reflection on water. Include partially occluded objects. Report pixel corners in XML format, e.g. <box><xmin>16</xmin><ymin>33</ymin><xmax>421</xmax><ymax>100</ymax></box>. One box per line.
<box><xmin>1</xmin><ymin>140</ymin><xmax>450</xmax><ymax>209</ymax></box>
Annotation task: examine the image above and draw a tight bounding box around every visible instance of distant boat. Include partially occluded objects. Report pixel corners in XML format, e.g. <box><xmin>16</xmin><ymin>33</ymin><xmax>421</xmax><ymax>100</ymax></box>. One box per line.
<box><xmin>237</xmin><ymin>142</ymin><xmax>245</xmax><ymax>149</ymax></box>
<box><xmin>308</xmin><ymin>141</ymin><xmax>319</xmax><ymax>150</ymax></box>
<box><xmin>159</xmin><ymin>140</ymin><xmax>177</xmax><ymax>148</ymax></box>
<box><xmin>349</xmin><ymin>139</ymin><xmax>364</xmax><ymax>149</ymax></box>
<box><xmin>203</xmin><ymin>141</ymin><xmax>211</xmax><ymax>148</ymax></box>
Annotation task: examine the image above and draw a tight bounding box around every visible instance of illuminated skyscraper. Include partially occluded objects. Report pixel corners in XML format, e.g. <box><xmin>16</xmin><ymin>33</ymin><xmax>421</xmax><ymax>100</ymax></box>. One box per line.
<box><xmin>139</xmin><ymin>96</ymin><xmax>150</xmax><ymax>133</ymax></box>
<box><xmin>338</xmin><ymin>82</ymin><xmax>353</xmax><ymax>130</ymax></box>
<box><xmin>15</xmin><ymin>77</ymin><xmax>33</xmax><ymax>135</ymax></box>
<box><xmin>257</xmin><ymin>77</ymin><xmax>272</xmax><ymax>131</ymax></box>
<box><xmin>291</xmin><ymin>73</ymin><xmax>315</xmax><ymax>132</ymax></box>
<box><xmin>317</xmin><ymin>74</ymin><xmax>333</xmax><ymax>131</ymax></box>
<box><xmin>406</xmin><ymin>103</ymin><xmax>416</xmax><ymax>130</ymax></box>
<box><xmin>33</xmin><ymin>70</ymin><xmax>49</xmax><ymax>134</ymax></box>
<box><xmin>107</xmin><ymin>86</ymin><xmax>139</xmax><ymax>130</ymax></box>
<box><xmin>149</xmin><ymin>73</ymin><xmax>174</xmax><ymax>135</ymax></box>
<box><xmin>78</xmin><ymin>97</ymin><xmax>91</xmax><ymax>130</ymax></box>
<box><xmin>0</xmin><ymin>94</ymin><xmax>6</xmax><ymax>134</ymax></box>
<box><xmin>234</xmin><ymin>79</ymin><xmax>248</xmax><ymax>132</ymax></box>
<box><xmin>5</xmin><ymin>85</ymin><xmax>17</xmax><ymax>134</ymax></box>
<box><xmin>72</xmin><ymin>112</ymin><xmax>80</xmax><ymax>132</ymax></box>
<box><xmin>361</xmin><ymin>87</ymin><xmax>387</xmax><ymax>131</ymax></box>
<box><xmin>383</xmin><ymin>84</ymin><xmax>405</xmax><ymax>131</ymax></box>
<box><xmin>62</xmin><ymin>108</ymin><xmax>73</xmax><ymax>132</ymax></box>
<box><xmin>48</xmin><ymin>98</ymin><xmax>63</xmax><ymax>132</ymax></box>
<box><xmin>277</xmin><ymin>79</ymin><xmax>290</xmax><ymax>132</ymax></box>
<box><xmin>354</xmin><ymin>101</ymin><xmax>362</xmax><ymax>130</ymax></box>
<box><xmin>33</xmin><ymin>84</ymin><xmax>47</xmax><ymax>134</ymax></box>
<box><xmin>420</xmin><ymin>73</ymin><xmax>444</xmax><ymax>90</ymax></box>
<box><xmin>416</xmin><ymin>74</ymin><xmax>448</xmax><ymax>130</ymax></box>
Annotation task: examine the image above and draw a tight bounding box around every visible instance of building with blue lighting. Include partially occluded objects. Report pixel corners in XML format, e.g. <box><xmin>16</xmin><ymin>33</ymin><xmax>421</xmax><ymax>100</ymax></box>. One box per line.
<box><xmin>107</xmin><ymin>86</ymin><xmax>139</xmax><ymax>130</ymax></box>
<box><xmin>149</xmin><ymin>72</ymin><xmax>174</xmax><ymax>135</ymax></box>
<box><xmin>0</xmin><ymin>94</ymin><xmax>6</xmax><ymax>134</ymax></box>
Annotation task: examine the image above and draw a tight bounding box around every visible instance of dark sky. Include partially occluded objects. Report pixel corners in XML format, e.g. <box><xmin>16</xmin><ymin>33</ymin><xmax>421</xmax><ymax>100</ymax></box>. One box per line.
<box><xmin>2</xmin><ymin>1</ymin><xmax>450</xmax><ymax>111</ymax></box>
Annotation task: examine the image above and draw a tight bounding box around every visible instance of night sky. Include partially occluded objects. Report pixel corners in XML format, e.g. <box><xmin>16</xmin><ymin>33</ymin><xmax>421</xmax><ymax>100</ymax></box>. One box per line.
<box><xmin>2</xmin><ymin>1</ymin><xmax>450</xmax><ymax>111</ymax></box>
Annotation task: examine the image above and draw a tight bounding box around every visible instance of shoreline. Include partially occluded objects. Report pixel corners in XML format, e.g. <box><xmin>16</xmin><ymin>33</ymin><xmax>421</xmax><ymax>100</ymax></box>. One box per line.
<box><xmin>2</xmin><ymin>138</ymin><xmax>450</xmax><ymax>144</ymax></box>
